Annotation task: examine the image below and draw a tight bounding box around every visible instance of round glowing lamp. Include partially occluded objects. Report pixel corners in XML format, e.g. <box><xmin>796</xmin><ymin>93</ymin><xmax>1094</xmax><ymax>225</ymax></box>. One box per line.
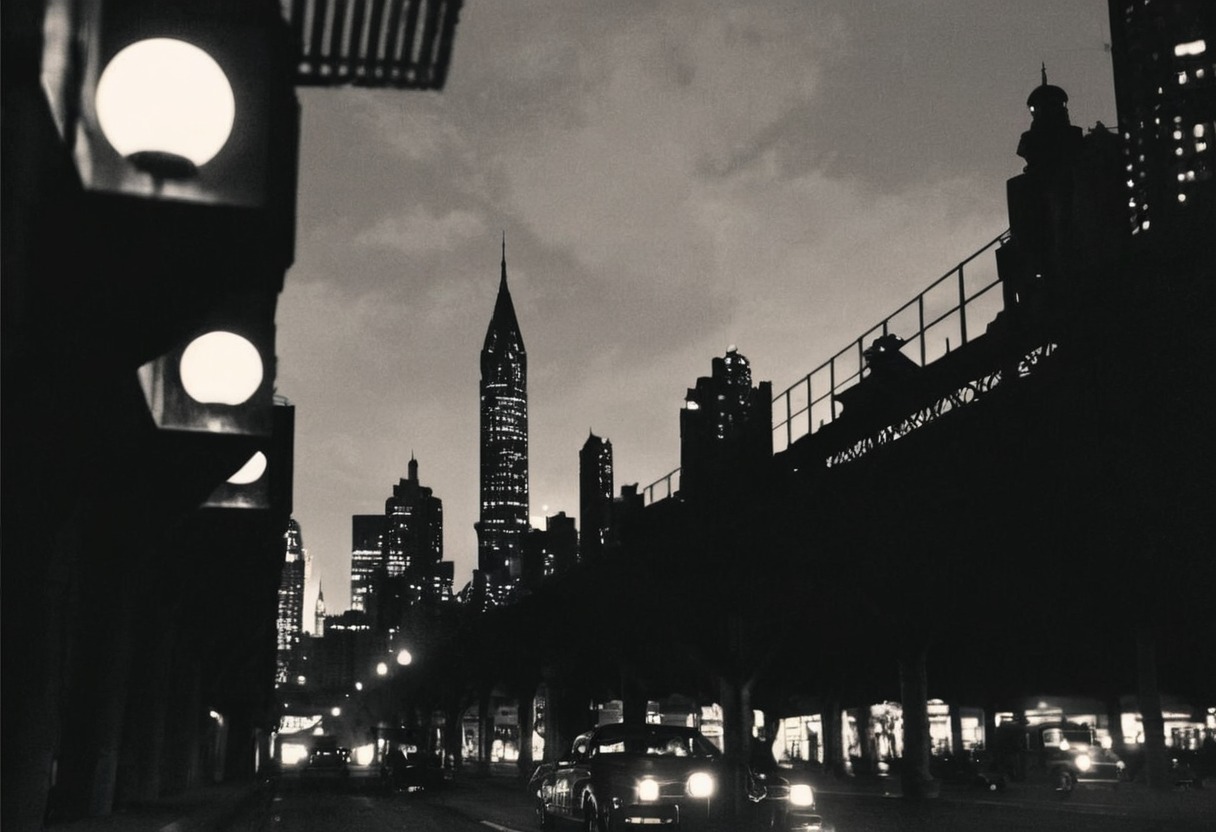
<box><xmin>95</xmin><ymin>38</ymin><xmax>235</xmax><ymax>178</ymax></box>
<box><xmin>375</xmin><ymin>662</ymin><xmax>389</xmax><ymax>677</ymax></box>
<box><xmin>396</xmin><ymin>649</ymin><xmax>413</xmax><ymax>666</ymax></box>
<box><xmin>330</xmin><ymin>706</ymin><xmax>342</xmax><ymax>717</ymax></box>
<box><xmin>179</xmin><ymin>331</ymin><xmax>263</xmax><ymax>405</ymax></box>
<box><xmin>227</xmin><ymin>451</ymin><xmax>267</xmax><ymax>485</ymax></box>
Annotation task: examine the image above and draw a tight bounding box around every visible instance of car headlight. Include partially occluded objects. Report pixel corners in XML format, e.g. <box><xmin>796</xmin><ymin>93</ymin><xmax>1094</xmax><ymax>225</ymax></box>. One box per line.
<box><xmin>638</xmin><ymin>778</ymin><xmax>660</xmax><ymax>802</ymax></box>
<box><xmin>1116</xmin><ymin>760</ymin><xmax>1126</xmax><ymax>771</ymax></box>
<box><xmin>1075</xmin><ymin>754</ymin><xmax>1092</xmax><ymax>772</ymax></box>
<box><xmin>789</xmin><ymin>783</ymin><xmax>815</xmax><ymax>807</ymax></box>
<box><xmin>1058</xmin><ymin>740</ymin><xmax>1070</xmax><ymax>751</ymax></box>
<box><xmin>687</xmin><ymin>772</ymin><xmax>715</xmax><ymax>798</ymax></box>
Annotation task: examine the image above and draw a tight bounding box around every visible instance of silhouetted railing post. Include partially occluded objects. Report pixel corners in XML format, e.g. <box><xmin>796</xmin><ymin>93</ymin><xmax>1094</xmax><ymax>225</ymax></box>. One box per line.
<box><xmin>958</xmin><ymin>265</ymin><xmax>969</xmax><ymax>345</ymax></box>
<box><xmin>829</xmin><ymin>359</ymin><xmax>837</xmax><ymax>419</ymax></box>
<box><xmin>918</xmin><ymin>294</ymin><xmax>926</xmax><ymax>366</ymax></box>
<box><xmin>785</xmin><ymin>389</ymin><xmax>794</xmax><ymax>449</ymax></box>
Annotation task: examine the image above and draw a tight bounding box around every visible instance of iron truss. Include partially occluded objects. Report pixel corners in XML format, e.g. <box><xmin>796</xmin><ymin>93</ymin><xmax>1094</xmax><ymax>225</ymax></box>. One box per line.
<box><xmin>826</xmin><ymin>342</ymin><xmax>1059</xmax><ymax>467</ymax></box>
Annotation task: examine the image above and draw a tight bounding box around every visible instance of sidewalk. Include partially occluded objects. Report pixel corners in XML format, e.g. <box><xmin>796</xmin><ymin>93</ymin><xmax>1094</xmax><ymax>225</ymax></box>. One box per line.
<box><xmin>46</xmin><ymin>781</ymin><xmax>270</xmax><ymax>832</ymax></box>
<box><xmin>802</xmin><ymin>770</ymin><xmax>1216</xmax><ymax>822</ymax></box>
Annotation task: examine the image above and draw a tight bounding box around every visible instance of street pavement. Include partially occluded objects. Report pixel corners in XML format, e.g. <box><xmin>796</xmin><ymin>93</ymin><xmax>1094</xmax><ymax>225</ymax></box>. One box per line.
<box><xmin>45</xmin><ymin>767</ymin><xmax>1216</xmax><ymax>832</ymax></box>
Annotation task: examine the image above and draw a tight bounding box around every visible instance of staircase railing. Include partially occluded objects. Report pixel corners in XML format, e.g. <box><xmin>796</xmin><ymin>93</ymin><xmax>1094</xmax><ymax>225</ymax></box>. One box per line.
<box><xmin>771</xmin><ymin>230</ymin><xmax>1009</xmax><ymax>453</ymax></box>
<box><xmin>642</xmin><ymin>230</ymin><xmax>1010</xmax><ymax>504</ymax></box>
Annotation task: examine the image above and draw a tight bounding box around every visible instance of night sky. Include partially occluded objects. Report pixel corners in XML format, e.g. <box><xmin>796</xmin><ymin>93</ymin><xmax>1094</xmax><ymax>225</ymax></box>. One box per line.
<box><xmin>277</xmin><ymin>0</ymin><xmax>1117</xmax><ymax>621</ymax></box>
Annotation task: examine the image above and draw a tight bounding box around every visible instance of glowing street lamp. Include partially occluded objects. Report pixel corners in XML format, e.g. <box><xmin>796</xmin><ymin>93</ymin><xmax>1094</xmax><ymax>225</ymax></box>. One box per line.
<box><xmin>396</xmin><ymin>649</ymin><xmax>413</xmax><ymax>667</ymax></box>
<box><xmin>94</xmin><ymin>38</ymin><xmax>236</xmax><ymax>181</ymax></box>
<box><xmin>226</xmin><ymin>452</ymin><xmax>268</xmax><ymax>486</ymax></box>
<box><xmin>179</xmin><ymin>331</ymin><xmax>264</xmax><ymax>406</ymax></box>
<box><xmin>376</xmin><ymin>662</ymin><xmax>389</xmax><ymax>677</ymax></box>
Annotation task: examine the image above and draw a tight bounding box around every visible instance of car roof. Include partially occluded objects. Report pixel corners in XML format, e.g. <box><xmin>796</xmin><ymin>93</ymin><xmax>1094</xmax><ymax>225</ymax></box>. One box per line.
<box><xmin>591</xmin><ymin>723</ymin><xmax>702</xmax><ymax>740</ymax></box>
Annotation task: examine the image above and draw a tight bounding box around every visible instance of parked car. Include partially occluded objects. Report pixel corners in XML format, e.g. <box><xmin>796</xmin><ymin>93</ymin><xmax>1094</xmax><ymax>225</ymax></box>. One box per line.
<box><xmin>991</xmin><ymin>721</ymin><xmax>1124</xmax><ymax>792</ymax></box>
<box><xmin>930</xmin><ymin>750</ymin><xmax>1006</xmax><ymax>791</ymax></box>
<box><xmin>533</xmin><ymin>724</ymin><xmax>827</xmax><ymax>831</ymax></box>
<box><xmin>746</xmin><ymin>761</ymin><xmax>828</xmax><ymax>831</ymax></box>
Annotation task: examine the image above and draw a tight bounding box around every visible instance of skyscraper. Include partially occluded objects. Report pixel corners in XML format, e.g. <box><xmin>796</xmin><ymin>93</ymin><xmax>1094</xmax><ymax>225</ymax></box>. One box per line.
<box><xmin>385</xmin><ymin>456</ymin><xmax>444</xmax><ymax>579</ymax></box>
<box><xmin>476</xmin><ymin>237</ymin><xmax>529</xmax><ymax>591</ymax></box>
<box><xmin>276</xmin><ymin>518</ymin><xmax>306</xmax><ymax>685</ymax></box>
<box><xmin>359</xmin><ymin>458</ymin><xmax>452</xmax><ymax>629</ymax></box>
<box><xmin>314</xmin><ymin>583</ymin><xmax>326</xmax><ymax>637</ymax></box>
<box><xmin>679</xmin><ymin>348</ymin><xmax>773</xmax><ymax>499</ymax></box>
<box><xmin>350</xmin><ymin>514</ymin><xmax>386</xmax><ymax>613</ymax></box>
<box><xmin>579</xmin><ymin>431</ymin><xmax>614</xmax><ymax>563</ymax></box>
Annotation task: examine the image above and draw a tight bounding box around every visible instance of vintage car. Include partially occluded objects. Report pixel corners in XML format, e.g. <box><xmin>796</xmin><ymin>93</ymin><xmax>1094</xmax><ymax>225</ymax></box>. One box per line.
<box><xmin>379</xmin><ymin>728</ymin><xmax>444</xmax><ymax>793</ymax></box>
<box><xmin>301</xmin><ymin>736</ymin><xmax>350</xmax><ymax>781</ymax></box>
<box><xmin>746</xmin><ymin>762</ymin><xmax>827</xmax><ymax>832</ymax></box>
<box><xmin>534</xmin><ymin>724</ymin><xmax>825</xmax><ymax>831</ymax></box>
<box><xmin>991</xmin><ymin>720</ymin><xmax>1124</xmax><ymax>792</ymax></box>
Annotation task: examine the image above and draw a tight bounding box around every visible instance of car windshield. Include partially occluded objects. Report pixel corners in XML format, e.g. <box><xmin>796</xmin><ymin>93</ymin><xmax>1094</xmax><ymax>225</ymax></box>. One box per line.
<box><xmin>1043</xmin><ymin>727</ymin><xmax>1093</xmax><ymax>746</ymax></box>
<box><xmin>591</xmin><ymin>727</ymin><xmax>719</xmax><ymax>758</ymax></box>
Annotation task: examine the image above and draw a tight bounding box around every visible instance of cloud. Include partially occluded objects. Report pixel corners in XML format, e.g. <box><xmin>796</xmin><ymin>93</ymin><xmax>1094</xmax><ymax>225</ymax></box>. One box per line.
<box><xmin>356</xmin><ymin>207</ymin><xmax>488</xmax><ymax>256</ymax></box>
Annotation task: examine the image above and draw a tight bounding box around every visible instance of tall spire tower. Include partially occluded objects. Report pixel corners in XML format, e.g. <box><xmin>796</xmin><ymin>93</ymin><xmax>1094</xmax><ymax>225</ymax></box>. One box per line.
<box><xmin>476</xmin><ymin>235</ymin><xmax>529</xmax><ymax>596</ymax></box>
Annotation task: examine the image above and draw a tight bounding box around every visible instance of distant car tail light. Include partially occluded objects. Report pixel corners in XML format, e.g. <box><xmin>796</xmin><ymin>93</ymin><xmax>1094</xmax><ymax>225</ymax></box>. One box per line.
<box><xmin>638</xmin><ymin>778</ymin><xmax>660</xmax><ymax>802</ymax></box>
<box><xmin>687</xmin><ymin>772</ymin><xmax>715</xmax><ymax>798</ymax></box>
<box><xmin>789</xmin><ymin>783</ymin><xmax>815</xmax><ymax>807</ymax></box>
<box><xmin>1075</xmin><ymin>754</ymin><xmax>1093</xmax><ymax>772</ymax></box>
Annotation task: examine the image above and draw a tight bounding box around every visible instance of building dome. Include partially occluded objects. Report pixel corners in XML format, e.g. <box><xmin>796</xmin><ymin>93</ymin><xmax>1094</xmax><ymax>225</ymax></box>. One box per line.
<box><xmin>1027</xmin><ymin>64</ymin><xmax>1069</xmax><ymax>118</ymax></box>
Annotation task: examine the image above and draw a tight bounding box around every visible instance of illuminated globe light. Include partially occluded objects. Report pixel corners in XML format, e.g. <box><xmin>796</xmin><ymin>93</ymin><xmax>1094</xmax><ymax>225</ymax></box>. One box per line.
<box><xmin>375</xmin><ymin>662</ymin><xmax>389</xmax><ymax>677</ymax></box>
<box><xmin>179</xmin><ymin>331</ymin><xmax>263</xmax><ymax>405</ymax></box>
<box><xmin>227</xmin><ymin>451</ymin><xmax>267</xmax><ymax>485</ymax></box>
<box><xmin>95</xmin><ymin>38</ymin><xmax>236</xmax><ymax>174</ymax></box>
<box><xmin>396</xmin><ymin>649</ymin><xmax>412</xmax><ymax>666</ymax></box>
<box><xmin>330</xmin><ymin>706</ymin><xmax>341</xmax><ymax>717</ymax></box>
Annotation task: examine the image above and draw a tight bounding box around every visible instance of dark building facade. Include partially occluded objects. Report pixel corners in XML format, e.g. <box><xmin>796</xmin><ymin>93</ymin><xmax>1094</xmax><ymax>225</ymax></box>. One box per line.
<box><xmin>276</xmin><ymin>518</ymin><xmax>307</xmax><ymax>684</ymax></box>
<box><xmin>579</xmin><ymin>432</ymin><xmax>614</xmax><ymax>563</ymax></box>
<box><xmin>679</xmin><ymin>348</ymin><xmax>773</xmax><ymax>499</ymax></box>
<box><xmin>476</xmin><ymin>239</ymin><xmax>529</xmax><ymax>593</ymax></box>
<box><xmin>522</xmin><ymin>511</ymin><xmax>579</xmax><ymax>591</ymax></box>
